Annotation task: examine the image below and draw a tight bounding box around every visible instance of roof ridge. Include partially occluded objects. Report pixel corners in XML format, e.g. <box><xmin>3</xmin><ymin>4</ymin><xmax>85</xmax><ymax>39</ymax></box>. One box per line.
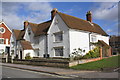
<box><xmin>58</xmin><ymin>12</ymin><xmax>89</xmax><ymax>23</ymax></box>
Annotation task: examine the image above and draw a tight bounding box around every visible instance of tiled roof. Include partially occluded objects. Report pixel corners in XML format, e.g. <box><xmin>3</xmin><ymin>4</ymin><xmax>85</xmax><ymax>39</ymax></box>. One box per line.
<box><xmin>28</xmin><ymin>20</ymin><xmax>52</xmax><ymax>37</ymax></box>
<box><xmin>35</xmin><ymin>20</ymin><xmax>52</xmax><ymax>36</ymax></box>
<box><xmin>58</xmin><ymin>12</ymin><xmax>108</xmax><ymax>36</ymax></box>
<box><xmin>13</xmin><ymin>29</ymin><xmax>25</xmax><ymax>41</ymax></box>
<box><xmin>20</xmin><ymin>40</ymin><xmax>33</xmax><ymax>50</ymax></box>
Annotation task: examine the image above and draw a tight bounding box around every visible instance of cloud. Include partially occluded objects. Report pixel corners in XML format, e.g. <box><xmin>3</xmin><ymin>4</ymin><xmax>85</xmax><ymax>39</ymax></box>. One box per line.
<box><xmin>92</xmin><ymin>2</ymin><xmax>118</xmax><ymax>21</ymax></box>
<box><xmin>2</xmin><ymin>2</ymin><xmax>53</xmax><ymax>30</ymax></box>
<box><xmin>106</xmin><ymin>29</ymin><xmax>113</xmax><ymax>33</ymax></box>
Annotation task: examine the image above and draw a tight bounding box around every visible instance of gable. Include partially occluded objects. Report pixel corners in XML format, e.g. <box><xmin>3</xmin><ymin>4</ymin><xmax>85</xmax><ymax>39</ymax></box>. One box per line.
<box><xmin>0</xmin><ymin>22</ymin><xmax>12</xmax><ymax>44</ymax></box>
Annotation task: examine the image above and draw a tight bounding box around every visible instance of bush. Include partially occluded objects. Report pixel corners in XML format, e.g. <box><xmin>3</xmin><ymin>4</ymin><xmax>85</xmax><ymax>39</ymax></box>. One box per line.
<box><xmin>70</xmin><ymin>48</ymin><xmax>85</xmax><ymax>61</ymax></box>
<box><xmin>82</xmin><ymin>53</ymin><xmax>91</xmax><ymax>59</ymax></box>
<box><xmin>83</xmin><ymin>47</ymin><xmax>100</xmax><ymax>59</ymax></box>
<box><xmin>25</xmin><ymin>53</ymin><xmax>31</xmax><ymax>60</ymax></box>
<box><xmin>74</xmin><ymin>55</ymin><xmax>83</xmax><ymax>60</ymax></box>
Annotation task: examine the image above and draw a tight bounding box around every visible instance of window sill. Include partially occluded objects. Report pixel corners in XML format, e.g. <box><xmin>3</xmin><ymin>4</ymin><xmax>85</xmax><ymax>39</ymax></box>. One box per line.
<box><xmin>53</xmin><ymin>41</ymin><xmax>62</xmax><ymax>43</ymax></box>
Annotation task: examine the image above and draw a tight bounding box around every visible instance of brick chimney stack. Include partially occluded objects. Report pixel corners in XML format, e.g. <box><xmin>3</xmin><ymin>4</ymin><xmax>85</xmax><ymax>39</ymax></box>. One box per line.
<box><xmin>86</xmin><ymin>11</ymin><xmax>92</xmax><ymax>23</ymax></box>
<box><xmin>51</xmin><ymin>8</ymin><xmax>58</xmax><ymax>20</ymax></box>
<box><xmin>24</xmin><ymin>21</ymin><xmax>29</xmax><ymax>30</ymax></box>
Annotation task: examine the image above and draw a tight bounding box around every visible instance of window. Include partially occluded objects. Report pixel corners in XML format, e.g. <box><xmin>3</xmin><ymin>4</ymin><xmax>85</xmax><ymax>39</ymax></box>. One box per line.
<box><xmin>35</xmin><ymin>49</ymin><xmax>39</xmax><ymax>56</ymax></box>
<box><xmin>54</xmin><ymin>32</ymin><xmax>63</xmax><ymax>42</ymax></box>
<box><xmin>0</xmin><ymin>38</ymin><xmax>4</xmax><ymax>44</ymax></box>
<box><xmin>28</xmin><ymin>28</ymin><xmax>31</xmax><ymax>35</ymax></box>
<box><xmin>54</xmin><ymin>19</ymin><xmax>59</xmax><ymax>25</ymax></box>
<box><xmin>91</xmin><ymin>35</ymin><xmax>96</xmax><ymax>42</ymax></box>
<box><xmin>0</xmin><ymin>27</ymin><xmax>5</xmax><ymax>34</ymax></box>
<box><xmin>54</xmin><ymin>47</ymin><xmax>63</xmax><ymax>56</ymax></box>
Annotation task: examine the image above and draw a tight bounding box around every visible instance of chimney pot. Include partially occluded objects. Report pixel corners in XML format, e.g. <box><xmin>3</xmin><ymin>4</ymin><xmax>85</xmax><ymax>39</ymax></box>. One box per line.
<box><xmin>24</xmin><ymin>21</ymin><xmax>29</xmax><ymax>30</ymax></box>
<box><xmin>86</xmin><ymin>11</ymin><xmax>92</xmax><ymax>22</ymax></box>
<box><xmin>51</xmin><ymin>8</ymin><xmax>58</xmax><ymax>20</ymax></box>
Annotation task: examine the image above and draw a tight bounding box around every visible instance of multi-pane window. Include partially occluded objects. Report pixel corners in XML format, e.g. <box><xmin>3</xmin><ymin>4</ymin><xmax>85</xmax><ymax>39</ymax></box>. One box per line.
<box><xmin>91</xmin><ymin>35</ymin><xmax>96</xmax><ymax>43</ymax></box>
<box><xmin>0</xmin><ymin>38</ymin><xmax>4</xmax><ymax>44</ymax></box>
<box><xmin>54</xmin><ymin>47</ymin><xmax>63</xmax><ymax>56</ymax></box>
<box><xmin>54</xmin><ymin>32</ymin><xmax>63</xmax><ymax>42</ymax></box>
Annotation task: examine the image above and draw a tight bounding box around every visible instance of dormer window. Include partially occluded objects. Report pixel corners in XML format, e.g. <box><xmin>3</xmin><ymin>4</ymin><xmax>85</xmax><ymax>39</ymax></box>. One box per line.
<box><xmin>28</xmin><ymin>28</ymin><xmax>31</xmax><ymax>35</ymax></box>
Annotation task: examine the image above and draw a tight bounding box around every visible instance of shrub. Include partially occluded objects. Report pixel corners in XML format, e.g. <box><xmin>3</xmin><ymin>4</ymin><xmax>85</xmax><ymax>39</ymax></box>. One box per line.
<box><xmin>83</xmin><ymin>47</ymin><xmax>100</xmax><ymax>59</ymax></box>
<box><xmin>82</xmin><ymin>53</ymin><xmax>91</xmax><ymax>59</ymax></box>
<box><xmin>70</xmin><ymin>48</ymin><xmax>85</xmax><ymax>61</ymax></box>
<box><xmin>25</xmin><ymin>53</ymin><xmax>31</xmax><ymax>60</ymax></box>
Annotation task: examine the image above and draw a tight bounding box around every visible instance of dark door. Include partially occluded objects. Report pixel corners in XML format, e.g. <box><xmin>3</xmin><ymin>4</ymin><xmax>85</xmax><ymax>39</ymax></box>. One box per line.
<box><xmin>20</xmin><ymin>50</ymin><xmax>22</xmax><ymax>59</ymax></box>
<box><xmin>6</xmin><ymin>47</ymin><xmax>10</xmax><ymax>57</ymax></box>
<box><xmin>6</xmin><ymin>47</ymin><xmax>11</xmax><ymax>63</ymax></box>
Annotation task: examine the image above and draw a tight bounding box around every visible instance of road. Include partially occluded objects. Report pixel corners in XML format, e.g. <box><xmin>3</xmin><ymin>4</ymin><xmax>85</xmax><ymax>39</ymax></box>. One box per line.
<box><xmin>2</xmin><ymin>66</ymin><xmax>70</xmax><ymax>79</ymax></box>
<box><xmin>1</xmin><ymin>65</ymin><xmax>119</xmax><ymax>79</ymax></box>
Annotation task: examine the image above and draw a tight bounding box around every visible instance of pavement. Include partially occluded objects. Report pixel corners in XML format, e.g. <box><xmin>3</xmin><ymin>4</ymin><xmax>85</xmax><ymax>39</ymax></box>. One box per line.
<box><xmin>1</xmin><ymin>63</ymin><xmax>119</xmax><ymax>78</ymax></box>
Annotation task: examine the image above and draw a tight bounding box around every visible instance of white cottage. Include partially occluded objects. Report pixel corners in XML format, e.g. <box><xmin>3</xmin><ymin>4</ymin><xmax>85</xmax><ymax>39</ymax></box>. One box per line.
<box><xmin>10</xmin><ymin>8</ymin><xmax>110</xmax><ymax>59</ymax></box>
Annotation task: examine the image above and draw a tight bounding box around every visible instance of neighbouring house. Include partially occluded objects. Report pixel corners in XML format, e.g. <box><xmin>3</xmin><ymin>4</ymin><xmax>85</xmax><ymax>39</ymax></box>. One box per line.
<box><xmin>0</xmin><ymin>21</ymin><xmax>12</xmax><ymax>56</ymax></box>
<box><xmin>10</xmin><ymin>8</ymin><xmax>110</xmax><ymax>59</ymax></box>
<box><xmin>109</xmin><ymin>35</ymin><xmax>120</xmax><ymax>55</ymax></box>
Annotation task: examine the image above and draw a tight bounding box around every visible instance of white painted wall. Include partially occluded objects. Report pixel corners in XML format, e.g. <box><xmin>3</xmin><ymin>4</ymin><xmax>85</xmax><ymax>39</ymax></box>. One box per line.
<box><xmin>23</xmin><ymin>50</ymin><xmax>34</xmax><ymax>59</ymax></box>
<box><xmin>23</xmin><ymin>25</ymin><xmax>34</xmax><ymax>43</ymax></box>
<box><xmin>10</xmin><ymin>32</ymin><xmax>17</xmax><ymax>56</ymax></box>
<box><xmin>48</xmin><ymin>14</ymin><xmax>70</xmax><ymax>58</ymax></box>
<box><xmin>0</xmin><ymin>44</ymin><xmax>6</xmax><ymax>54</ymax></box>
<box><xmin>38</xmin><ymin>35</ymin><xmax>47</xmax><ymax>57</ymax></box>
<box><xmin>90</xmin><ymin>33</ymin><xmax>109</xmax><ymax>44</ymax></box>
<box><xmin>97</xmin><ymin>34</ymin><xmax>109</xmax><ymax>45</ymax></box>
<box><xmin>69</xmin><ymin>29</ymin><xmax>90</xmax><ymax>55</ymax></box>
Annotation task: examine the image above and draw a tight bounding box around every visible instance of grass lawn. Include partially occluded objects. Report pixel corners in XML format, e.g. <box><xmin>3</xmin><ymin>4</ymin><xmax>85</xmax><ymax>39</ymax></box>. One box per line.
<box><xmin>70</xmin><ymin>55</ymin><xmax>120</xmax><ymax>70</ymax></box>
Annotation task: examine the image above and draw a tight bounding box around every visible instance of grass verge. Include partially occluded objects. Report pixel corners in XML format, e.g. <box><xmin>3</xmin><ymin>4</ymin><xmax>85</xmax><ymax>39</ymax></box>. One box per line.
<box><xmin>70</xmin><ymin>55</ymin><xmax>120</xmax><ymax>70</ymax></box>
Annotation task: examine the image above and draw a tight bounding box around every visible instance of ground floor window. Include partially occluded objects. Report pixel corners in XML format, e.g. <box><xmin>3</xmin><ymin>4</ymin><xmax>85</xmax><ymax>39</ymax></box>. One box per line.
<box><xmin>54</xmin><ymin>47</ymin><xmax>63</xmax><ymax>56</ymax></box>
<box><xmin>34</xmin><ymin>49</ymin><xmax>39</xmax><ymax>56</ymax></box>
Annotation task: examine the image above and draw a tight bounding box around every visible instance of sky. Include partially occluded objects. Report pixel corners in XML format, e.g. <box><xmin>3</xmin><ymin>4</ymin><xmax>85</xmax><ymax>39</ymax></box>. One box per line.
<box><xmin>0</xmin><ymin>1</ymin><xmax>119</xmax><ymax>36</ymax></box>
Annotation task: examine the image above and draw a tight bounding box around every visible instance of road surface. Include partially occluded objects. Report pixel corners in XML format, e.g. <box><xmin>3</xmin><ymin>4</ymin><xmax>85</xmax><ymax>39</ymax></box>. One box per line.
<box><xmin>2</xmin><ymin>66</ymin><xmax>70</xmax><ymax>79</ymax></box>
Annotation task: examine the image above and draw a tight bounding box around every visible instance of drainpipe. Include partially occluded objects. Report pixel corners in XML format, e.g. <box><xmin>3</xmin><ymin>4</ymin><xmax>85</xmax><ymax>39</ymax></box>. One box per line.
<box><xmin>45</xmin><ymin>34</ymin><xmax>48</xmax><ymax>58</ymax></box>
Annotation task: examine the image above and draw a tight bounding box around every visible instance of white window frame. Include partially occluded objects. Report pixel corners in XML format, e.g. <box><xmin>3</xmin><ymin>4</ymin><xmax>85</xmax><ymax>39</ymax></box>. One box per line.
<box><xmin>91</xmin><ymin>35</ymin><xmax>96</xmax><ymax>43</ymax></box>
<box><xmin>53</xmin><ymin>31</ymin><xmax>63</xmax><ymax>42</ymax></box>
<box><xmin>54</xmin><ymin>47</ymin><xmax>64</xmax><ymax>57</ymax></box>
<box><xmin>0</xmin><ymin>27</ymin><xmax>5</xmax><ymax>34</ymax></box>
<box><xmin>0</xmin><ymin>38</ymin><xmax>4</xmax><ymax>44</ymax></box>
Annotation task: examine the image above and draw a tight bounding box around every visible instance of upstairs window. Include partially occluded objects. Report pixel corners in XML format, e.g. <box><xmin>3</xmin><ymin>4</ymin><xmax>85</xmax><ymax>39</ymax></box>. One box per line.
<box><xmin>0</xmin><ymin>27</ymin><xmax>5</xmax><ymax>34</ymax></box>
<box><xmin>91</xmin><ymin>35</ymin><xmax>96</xmax><ymax>43</ymax></box>
<box><xmin>0</xmin><ymin>38</ymin><xmax>4</xmax><ymax>44</ymax></box>
<box><xmin>54</xmin><ymin>19</ymin><xmax>59</xmax><ymax>25</ymax></box>
<box><xmin>54</xmin><ymin>32</ymin><xmax>63</xmax><ymax>42</ymax></box>
<box><xmin>54</xmin><ymin>47</ymin><xmax>63</xmax><ymax>56</ymax></box>
<box><xmin>28</xmin><ymin>28</ymin><xmax>31</xmax><ymax>35</ymax></box>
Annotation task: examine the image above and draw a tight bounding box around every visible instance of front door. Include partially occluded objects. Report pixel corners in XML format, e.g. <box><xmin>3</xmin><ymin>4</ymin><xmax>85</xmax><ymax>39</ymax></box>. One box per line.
<box><xmin>20</xmin><ymin>50</ymin><xmax>22</xmax><ymax>59</ymax></box>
